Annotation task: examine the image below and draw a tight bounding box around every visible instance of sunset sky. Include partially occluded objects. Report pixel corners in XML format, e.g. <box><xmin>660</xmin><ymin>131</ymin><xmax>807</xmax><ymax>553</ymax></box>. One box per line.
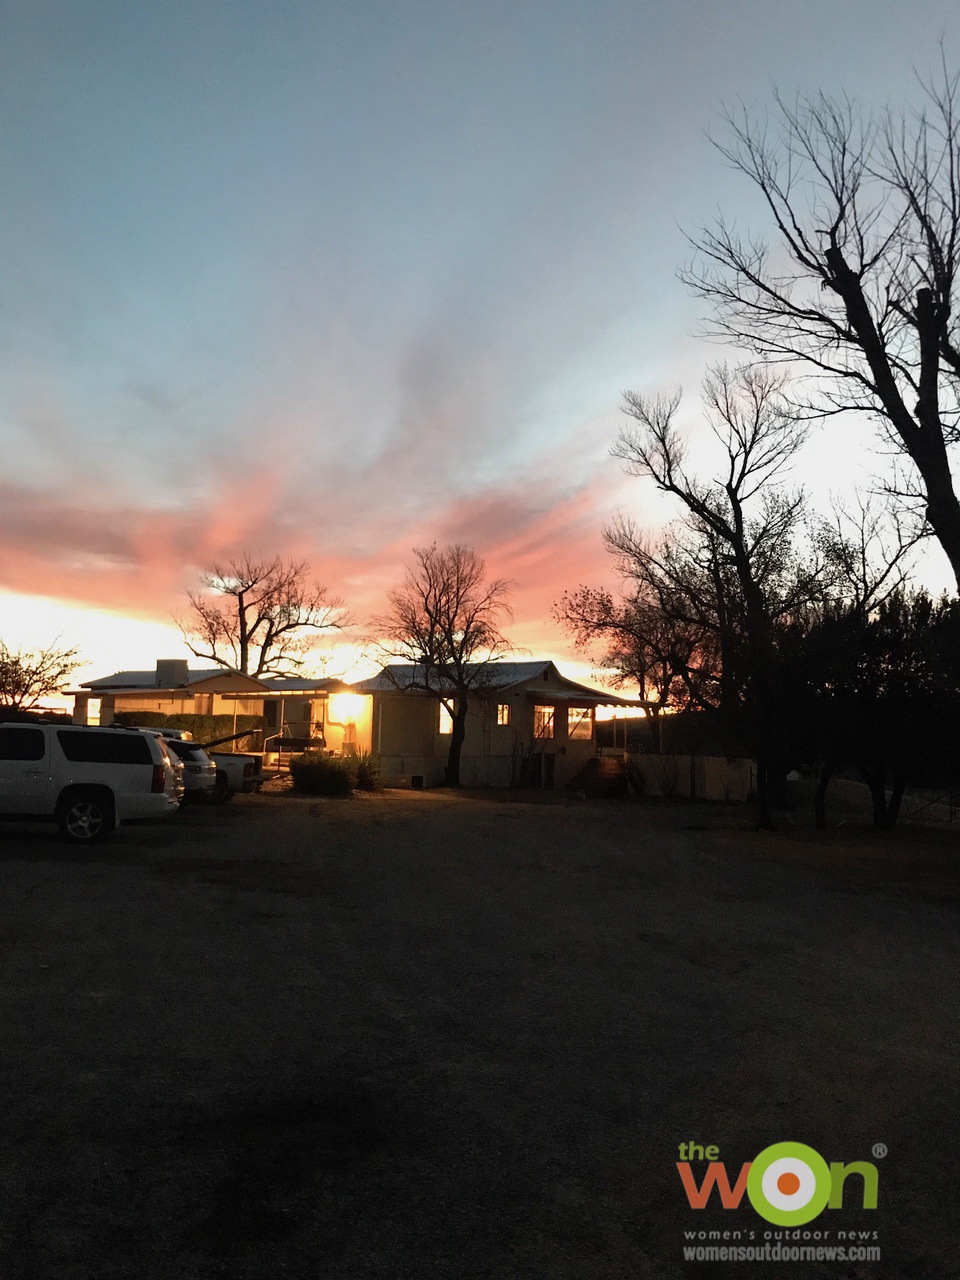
<box><xmin>2</xmin><ymin>1</ymin><xmax>959</xmax><ymax>688</ymax></box>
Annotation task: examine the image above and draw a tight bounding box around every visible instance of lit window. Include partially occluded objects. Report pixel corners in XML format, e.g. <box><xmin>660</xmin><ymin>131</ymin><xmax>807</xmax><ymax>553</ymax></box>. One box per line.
<box><xmin>534</xmin><ymin>705</ymin><xmax>554</xmax><ymax>739</ymax></box>
<box><xmin>438</xmin><ymin>702</ymin><xmax>453</xmax><ymax>734</ymax></box>
<box><xmin>568</xmin><ymin>708</ymin><xmax>592</xmax><ymax>740</ymax></box>
<box><xmin>497</xmin><ymin>703</ymin><xmax>510</xmax><ymax>726</ymax></box>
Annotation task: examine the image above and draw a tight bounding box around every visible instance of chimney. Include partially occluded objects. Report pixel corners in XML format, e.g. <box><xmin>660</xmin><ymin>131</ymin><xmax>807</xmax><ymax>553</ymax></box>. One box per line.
<box><xmin>155</xmin><ymin>658</ymin><xmax>190</xmax><ymax>688</ymax></box>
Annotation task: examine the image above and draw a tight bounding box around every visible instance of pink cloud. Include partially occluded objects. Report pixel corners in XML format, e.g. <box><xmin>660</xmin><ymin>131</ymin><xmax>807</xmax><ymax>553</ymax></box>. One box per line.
<box><xmin>0</xmin><ymin>386</ymin><xmax>657</xmax><ymax>673</ymax></box>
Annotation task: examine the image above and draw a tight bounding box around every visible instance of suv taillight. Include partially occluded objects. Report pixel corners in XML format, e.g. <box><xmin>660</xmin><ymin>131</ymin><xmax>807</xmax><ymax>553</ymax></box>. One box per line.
<box><xmin>243</xmin><ymin>762</ymin><xmax>255</xmax><ymax>777</ymax></box>
<box><xmin>151</xmin><ymin>763</ymin><xmax>166</xmax><ymax>793</ymax></box>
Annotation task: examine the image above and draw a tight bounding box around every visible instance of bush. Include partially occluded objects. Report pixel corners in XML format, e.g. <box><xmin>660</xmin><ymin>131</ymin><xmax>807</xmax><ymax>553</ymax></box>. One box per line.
<box><xmin>112</xmin><ymin>711</ymin><xmax>264</xmax><ymax>750</ymax></box>
<box><xmin>353</xmin><ymin>751</ymin><xmax>381</xmax><ymax>792</ymax></box>
<box><xmin>290</xmin><ymin>752</ymin><xmax>354</xmax><ymax>797</ymax></box>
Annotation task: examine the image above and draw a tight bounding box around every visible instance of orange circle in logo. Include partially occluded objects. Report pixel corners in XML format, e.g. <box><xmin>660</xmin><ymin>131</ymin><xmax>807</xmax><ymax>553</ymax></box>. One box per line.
<box><xmin>777</xmin><ymin>1172</ymin><xmax>801</xmax><ymax>1196</ymax></box>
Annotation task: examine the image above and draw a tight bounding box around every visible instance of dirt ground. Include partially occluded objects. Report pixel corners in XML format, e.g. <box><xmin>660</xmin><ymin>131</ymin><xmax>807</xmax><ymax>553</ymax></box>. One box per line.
<box><xmin>0</xmin><ymin>790</ymin><xmax>957</xmax><ymax>1279</ymax></box>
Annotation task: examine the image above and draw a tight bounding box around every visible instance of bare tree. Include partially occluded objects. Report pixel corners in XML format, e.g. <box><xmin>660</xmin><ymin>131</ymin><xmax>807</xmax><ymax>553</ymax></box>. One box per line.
<box><xmin>0</xmin><ymin>640</ymin><xmax>81</xmax><ymax>711</ymax></box>
<box><xmin>373</xmin><ymin>544</ymin><xmax>513</xmax><ymax>786</ymax></box>
<box><xmin>612</xmin><ymin>364</ymin><xmax>829</xmax><ymax>824</ymax></box>
<box><xmin>556</xmin><ymin>586</ymin><xmax>690</xmax><ymax>708</ymax></box>
<box><xmin>178</xmin><ymin>553</ymin><xmax>346</xmax><ymax>677</ymax></box>
<box><xmin>555</xmin><ymin>577</ymin><xmax>722</xmax><ymax>738</ymax></box>
<box><xmin>683</xmin><ymin>58</ymin><xmax>960</xmax><ymax>587</ymax></box>
<box><xmin>815</xmin><ymin>492</ymin><xmax>924</xmax><ymax>616</ymax></box>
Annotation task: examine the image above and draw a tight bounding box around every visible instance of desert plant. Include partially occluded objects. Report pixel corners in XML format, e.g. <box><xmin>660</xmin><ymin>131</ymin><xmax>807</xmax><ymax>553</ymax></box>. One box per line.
<box><xmin>353</xmin><ymin>751</ymin><xmax>381</xmax><ymax>792</ymax></box>
<box><xmin>653</xmin><ymin>755</ymin><xmax>681</xmax><ymax>799</ymax></box>
<box><xmin>289</xmin><ymin>751</ymin><xmax>354</xmax><ymax>797</ymax></box>
<box><xmin>625</xmin><ymin>757</ymin><xmax>646</xmax><ymax>798</ymax></box>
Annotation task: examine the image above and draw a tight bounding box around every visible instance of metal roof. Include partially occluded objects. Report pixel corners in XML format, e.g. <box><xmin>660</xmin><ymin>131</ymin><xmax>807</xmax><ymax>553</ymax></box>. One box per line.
<box><xmin>518</xmin><ymin>686</ymin><xmax>637</xmax><ymax>706</ymax></box>
<box><xmin>80</xmin><ymin>669</ymin><xmax>352</xmax><ymax>695</ymax></box>
<box><xmin>247</xmin><ymin>677</ymin><xmax>353</xmax><ymax>693</ymax></box>
<box><xmin>355</xmin><ymin>661</ymin><xmax>638</xmax><ymax>705</ymax></box>
<box><xmin>80</xmin><ymin>667</ymin><xmax>243</xmax><ymax>690</ymax></box>
<box><xmin>355</xmin><ymin>661</ymin><xmax>551</xmax><ymax>692</ymax></box>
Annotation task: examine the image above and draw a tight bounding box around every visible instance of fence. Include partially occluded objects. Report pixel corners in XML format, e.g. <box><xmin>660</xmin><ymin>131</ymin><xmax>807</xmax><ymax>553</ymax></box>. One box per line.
<box><xmin>621</xmin><ymin>752</ymin><xmax>755</xmax><ymax>803</ymax></box>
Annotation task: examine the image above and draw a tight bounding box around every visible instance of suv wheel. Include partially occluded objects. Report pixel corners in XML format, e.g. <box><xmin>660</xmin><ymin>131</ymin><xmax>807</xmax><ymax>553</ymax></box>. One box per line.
<box><xmin>57</xmin><ymin>792</ymin><xmax>115</xmax><ymax>843</ymax></box>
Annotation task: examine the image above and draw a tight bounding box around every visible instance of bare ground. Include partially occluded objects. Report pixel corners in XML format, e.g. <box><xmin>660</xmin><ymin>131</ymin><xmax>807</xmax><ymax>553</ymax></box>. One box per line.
<box><xmin>0</xmin><ymin>790</ymin><xmax>956</xmax><ymax>1279</ymax></box>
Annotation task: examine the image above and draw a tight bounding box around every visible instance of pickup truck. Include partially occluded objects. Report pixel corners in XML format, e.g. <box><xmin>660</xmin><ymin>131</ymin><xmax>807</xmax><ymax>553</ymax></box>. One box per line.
<box><xmin>204</xmin><ymin>750</ymin><xmax>264</xmax><ymax>803</ymax></box>
<box><xmin>125</xmin><ymin>726</ymin><xmax>264</xmax><ymax>804</ymax></box>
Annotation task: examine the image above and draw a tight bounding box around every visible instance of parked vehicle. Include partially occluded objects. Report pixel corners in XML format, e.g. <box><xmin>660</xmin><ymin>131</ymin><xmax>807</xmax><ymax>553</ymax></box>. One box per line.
<box><xmin>0</xmin><ymin>723</ymin><xmax>182</xmax><ymax>842</ymax></box>
<box><xmin>154</xmin><ymin>736</ymin><xmax>186</xmax><ymax>797</ymax></box>
<box><xmin>205</xmin><ymin>751</ymin><xmax>263</xmax><ymax>803</ymax></box>
<box><xmin>123</xmin><ymin>724</ymin><xmax>264</xmax><ymax>804</ymax></box>
<box><xmin>129</xmin><ymin>729</ymin><xmax>217</xmax><ymax>802</ymax></box>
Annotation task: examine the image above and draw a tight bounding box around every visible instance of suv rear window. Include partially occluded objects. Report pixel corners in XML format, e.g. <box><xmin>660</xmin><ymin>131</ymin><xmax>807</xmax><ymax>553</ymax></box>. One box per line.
<box><xmin>0</xmin><ymin>727</ymin><xmax>46</xmax><ymax>761</ymax></box>
<box><xmin>57</xmin><ymin>729</ymin><xmax>153</xmax><ymax>765</ymax></box>
<box><xmin>165</xmin><ymin>740</ymin><xmax>207</xmax><ymax>761</ymax></box>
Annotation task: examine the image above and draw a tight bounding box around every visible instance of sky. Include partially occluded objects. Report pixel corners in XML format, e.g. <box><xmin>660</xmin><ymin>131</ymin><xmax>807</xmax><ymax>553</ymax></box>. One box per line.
<box><xmin>2</xmin><ymin>0</ymin><xmax>959</xmax><ymax>690</ymax></box>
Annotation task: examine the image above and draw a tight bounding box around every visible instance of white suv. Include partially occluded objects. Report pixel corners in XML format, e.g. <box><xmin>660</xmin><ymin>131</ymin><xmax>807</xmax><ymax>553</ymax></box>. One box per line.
<box><xmin>0</xmin><ymin>723</ymin><xmax>183</xmax><ymax>843</ymax></box>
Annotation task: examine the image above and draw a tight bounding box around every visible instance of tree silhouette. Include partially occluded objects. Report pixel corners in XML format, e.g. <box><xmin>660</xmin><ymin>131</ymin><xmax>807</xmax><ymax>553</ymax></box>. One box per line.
<box><xmin>374</xmin><ymin>545</ymin><xmax>513</xmax><ymax>787</ymax></box>
<box><xmin>179</xmin><ymin>553</ymin><xmax>346</xmax><ymax>677</ymax></box>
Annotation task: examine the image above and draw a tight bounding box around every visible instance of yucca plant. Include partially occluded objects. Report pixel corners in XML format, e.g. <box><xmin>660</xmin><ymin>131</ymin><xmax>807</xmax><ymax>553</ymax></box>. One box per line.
<box><xmin>353</xmin><ymin>750</ymin><xmax>382</xmax><ymax>792</ymax></box>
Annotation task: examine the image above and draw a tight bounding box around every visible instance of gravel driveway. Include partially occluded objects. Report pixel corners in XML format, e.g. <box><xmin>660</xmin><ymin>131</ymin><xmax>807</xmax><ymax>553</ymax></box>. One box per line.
<box><xmin>1</xmin><ymin>791</ymin><xmax>956</xmax><ymax>1278</ymax></box>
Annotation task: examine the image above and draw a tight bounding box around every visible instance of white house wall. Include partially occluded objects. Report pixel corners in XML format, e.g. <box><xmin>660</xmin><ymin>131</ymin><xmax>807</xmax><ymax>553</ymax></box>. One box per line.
<box><xmin>373</xmin><ymin>684</ymin><xmax>598</xmax><ymax>789</ymax></box>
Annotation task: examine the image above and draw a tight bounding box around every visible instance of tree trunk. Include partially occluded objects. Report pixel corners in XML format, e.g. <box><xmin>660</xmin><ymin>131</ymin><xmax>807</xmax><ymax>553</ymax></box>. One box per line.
<box><xmin>755</xmin><ymin>758</ymin><xmax>775</xmax><ymax>830</ymax></box>
<box><xmin>916</xmin><ymin>460</ymin><xmax>960</xmax><ymax>594</ymax></box>
<box><xmin>824</xmin><ymin>265</ymin><xmax>960</xmax><ymax>590</ymax></box>
<box><xmin>911</xmin><ymin>287</ymin><xmax>960</xmax><ymax>592</ymax></box>
<box><xmin>444</xmin><ymin>704</ymin><xmax>468</xmax><ymax>787</ymax></box>
<box><xmin>884</xmin><ymin>772</ymin><xmax>908</xmax><ymax>829</ymax></box>
<box><xmin>649</xmin><ymin>706</ymin><xmax>663</xmax><ymax>754</ymax></box>
<box><xmin>814</xmin><ymin>761</ymin><xmax>834</xmax><ymax>830</ymax></box>
<box><xmin>861</xmin><ymin>769</ymin><xmax>888</xmax><ymax>829</ymax></box>
<box><xmin>857</xmin><ymin>750</ymin><xmax>907</xmax><ymax>829</ymax></box>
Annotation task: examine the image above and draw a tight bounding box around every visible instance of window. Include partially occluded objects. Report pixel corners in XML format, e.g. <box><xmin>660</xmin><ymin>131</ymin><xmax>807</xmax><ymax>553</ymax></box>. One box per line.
<box><xmin>533</xmin><ymin>705</ymin><xmax>554</xmax><ymax>739</ymax></box>
<box><xmin>57</xmin><ymin>730</ymin><xmax>152</xmax><ymax>765</ymax></box>
<box><xmin>0</xmin><ymin>727</ymin><xmax>45</xmax><ymax>761</ymax></box>
<box><xmin>165</xmin><ymin>740</ymin><xmax>208</xmax><ymax>762</ymax></box>
<box><xmin>194</xmin><ymin>693</ymin><xmax>214</xmax><ymax>715</ymax></box>
<box><xmin>497</xmin><ymin>703</ymin><xmax>510</xmax><ymax>726</ymax></box>
<box><xmin>438</xmin><ymin>702</ymin><xmax>453</xmax><ymax>734</ymax></box>
<box><xmin>568</xmin><ymin>708</ymin><xmax>593</xmax><ymax>740</ymax></box>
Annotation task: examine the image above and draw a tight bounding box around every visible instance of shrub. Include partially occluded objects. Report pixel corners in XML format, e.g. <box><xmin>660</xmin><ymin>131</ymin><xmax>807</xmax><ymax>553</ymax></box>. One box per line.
<box><xmin>625</xmin><ymin>758</ymin><xmax>646</xmax><ymax>798</ymax></box>
<box><xmin>290</xmin><ymin>752</ymin><xmax>354</xmax><ymax>797</ymax></box>
<box><xmin>112</xmin><ymin>711</ymin><xmax>264</xmax><ymax>750</ymax></box>
<box><xmin>653</xmin><ymin>755</ymin><xmax>681</xmax><ymax>799</ymax></box>
<box><xmin>353</xmin><ymin>751</ymin><xmax>381</xmax><ymax>792</ymax></box>
<box><xmin>114</xmin><ymin>709</ymin><xmax>167</xmax><ymax>729</ymax></box>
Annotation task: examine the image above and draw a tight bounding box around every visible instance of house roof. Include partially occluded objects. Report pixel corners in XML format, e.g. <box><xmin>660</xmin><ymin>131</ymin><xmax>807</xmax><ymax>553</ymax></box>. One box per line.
<box><xmin>355</xmin><ymin>661</ymin><xmax>549</xmax><ymax>693</ymax></box>
<box><xmin>355</xmin><ymin>661</ymin><xmax>638</xmax><ymax>705</ymax></box>
<box><xmin>255</xmin><ymin>677</ymin><xmax>354</xmax><ymax>693</ymax></box>
<box><xmin>79</xmin><ymin>667</ymin><xmax>353</xmax><ymax>696</ymax></box>
<box><xmin>520</xmin><ymin>686</ymin><xmax>635</xmax><ymax>705</ymax></box>
<box><xmin>80</xmin><ymin>667</ymin><xmax>255</xmax><ymax>691</ymax></box>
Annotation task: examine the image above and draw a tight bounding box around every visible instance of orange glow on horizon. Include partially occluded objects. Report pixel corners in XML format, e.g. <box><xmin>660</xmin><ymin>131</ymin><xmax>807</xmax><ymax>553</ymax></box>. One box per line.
<box><xmin>0</xmin><ymin>588</ymin><xmax>640</xmax><ymax>708</ymax></box>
